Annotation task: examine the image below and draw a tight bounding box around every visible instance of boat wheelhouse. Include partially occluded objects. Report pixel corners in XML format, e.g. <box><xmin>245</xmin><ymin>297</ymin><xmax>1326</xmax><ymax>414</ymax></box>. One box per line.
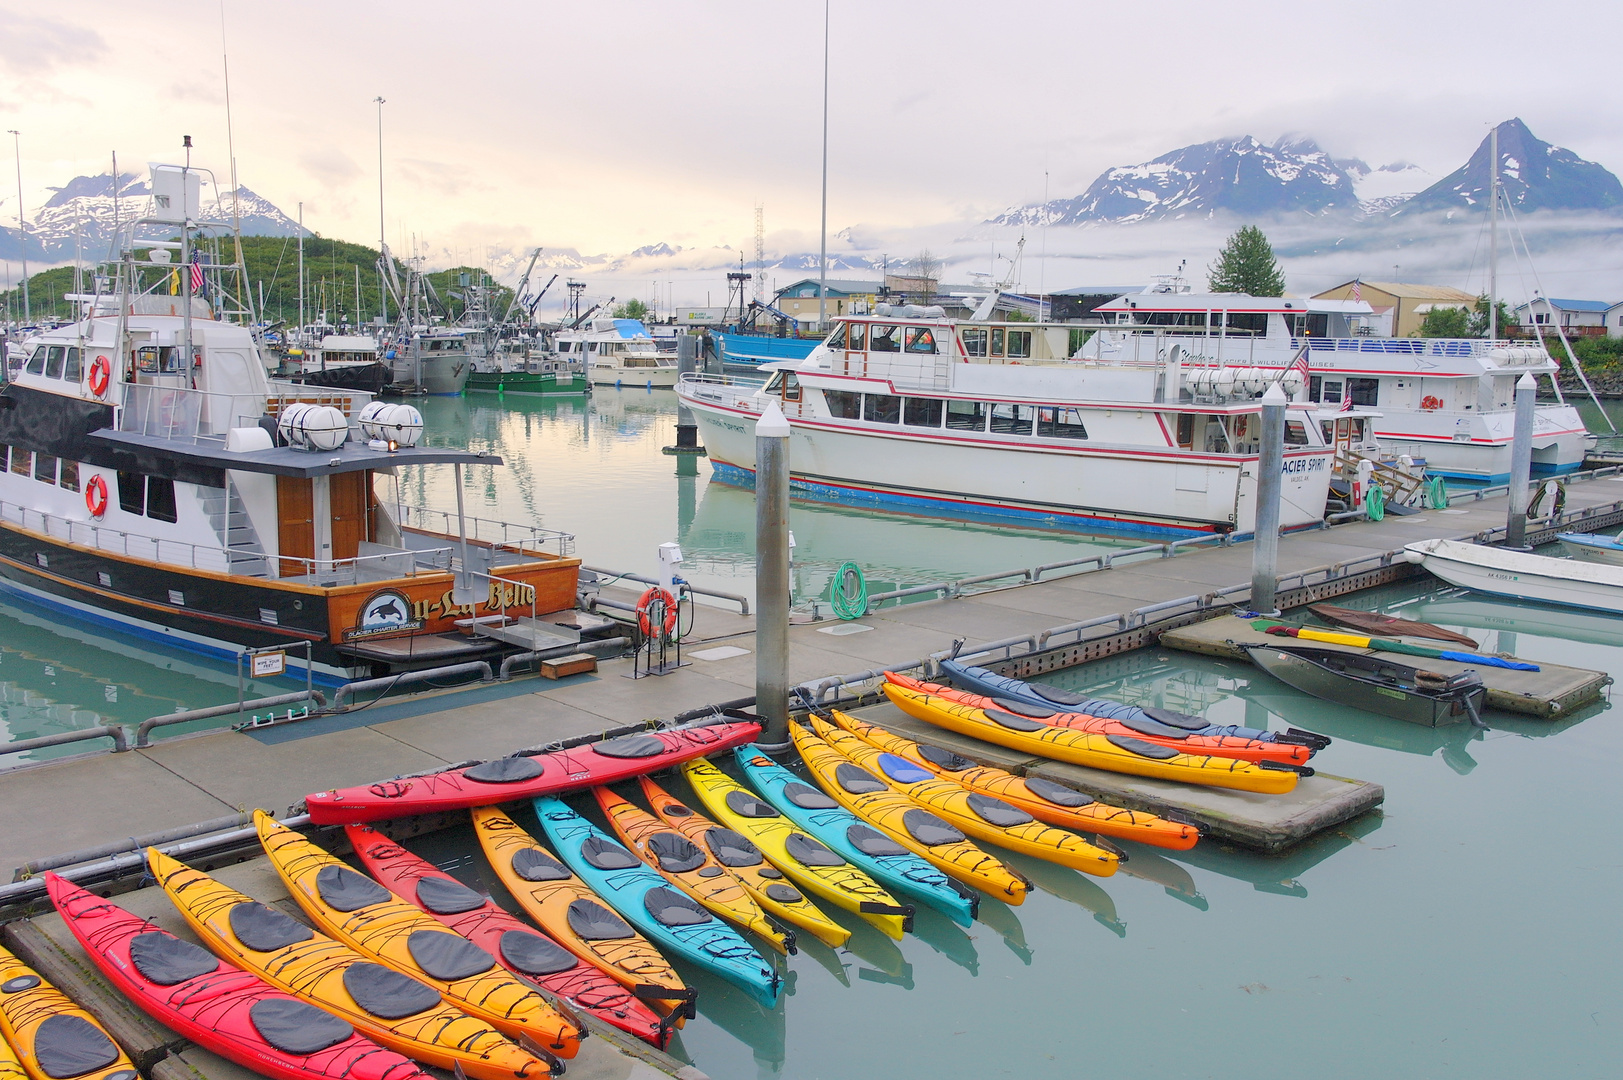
<box><xmin>558</xmin><ymin>318</ymin><xmax>679</xmax><ymax>388</ymax></box>
<box><xmin>385</xmin><ymin>329</ymin><xmax>471</xmax><ymax>395</ymax></box>
<box><xmin>1078</xmin><ymin>291</ymin><xmax>1588</xmax><ymax>483</ymax></box>
<box><xmin>677</xmin><ymin>306</ymin><xmax>1337</xmax><ymax>536</ymax></box>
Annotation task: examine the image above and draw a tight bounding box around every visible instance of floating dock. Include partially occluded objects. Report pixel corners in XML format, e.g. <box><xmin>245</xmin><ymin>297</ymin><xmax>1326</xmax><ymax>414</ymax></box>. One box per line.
<box><xmin>1159</xmin><ymin>612</ymin><xmax>1611</xmax><ymax>718</ymax></box>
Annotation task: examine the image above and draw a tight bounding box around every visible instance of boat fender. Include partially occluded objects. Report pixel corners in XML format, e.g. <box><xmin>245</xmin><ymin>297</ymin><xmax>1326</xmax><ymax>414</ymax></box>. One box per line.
<box><xmin>84</xmin><ymin>474</ymin><xmax>109</xmax><ymax>518</ymax></box>
<box><xmin>88</xmin><ymin>355</ymin><xmax>112</xmax><ymax>397</ymax></box>
<box><xmin>636</xmin><ymin>587</ymin><xmax>679</xmax><ymax>639</ymax></box>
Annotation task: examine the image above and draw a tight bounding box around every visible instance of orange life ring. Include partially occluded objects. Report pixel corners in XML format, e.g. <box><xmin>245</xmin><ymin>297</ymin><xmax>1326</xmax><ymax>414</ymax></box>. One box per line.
<box><xmin>636</xmin><ymin>586</ymin><xmax>679</xmax><ymax>638</ymax></box>
<box><xmin>1420</xmin><ymin>394</ymin><xmax>1443</xmax><ymax>411</ymax></box>
<box><xmin>88</xmin><ymin>355</ymin><xmax>112</xmax><ymax>397</ymax></box>
<box><xmin>85</xmin><ymin>474</ymin><xmax>109</xmax><ymax>518</ymax></box>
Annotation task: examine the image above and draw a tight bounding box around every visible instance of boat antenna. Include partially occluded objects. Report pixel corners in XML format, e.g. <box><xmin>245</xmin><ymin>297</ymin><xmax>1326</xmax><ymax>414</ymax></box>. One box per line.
<box><xmin>816</xmin><ymin>0</ymin><xmax>828</xmax><ymax>332</ymax></box>
<box><xmin>1488</xmin><ymin>122</ymin><xmax>1498</xmax><ymax>341</ymax></box>
<box><xmin>8</xmin><ymin>129</ymin><xmax>28</xmax><ymax>322</ymax></box>
<box><xmin>219</xmin><ymin>0</ymin><xmax>254</xmax><ymax>323</ymax></box>
<box><xmin>108</xmin><ymin>150</ymin><xmax>120</xmax><ymax>261</ymax></box>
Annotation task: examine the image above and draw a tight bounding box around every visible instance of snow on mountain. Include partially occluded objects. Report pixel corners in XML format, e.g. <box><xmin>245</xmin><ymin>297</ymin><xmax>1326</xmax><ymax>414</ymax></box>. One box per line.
<box><xmin>1396</xmin><ymin>118</ymin><xmax>1623</xmax><ymax>216</ymax></box>
<box><xmin>1337</xmin><ymin>159</ymin><xmax>1432</xmax><ymax>214</ymax></box>
<box><xmin>989</xmin><ymin>136</ymin><xmax>1359</xmax><ymax>226</ymax></box>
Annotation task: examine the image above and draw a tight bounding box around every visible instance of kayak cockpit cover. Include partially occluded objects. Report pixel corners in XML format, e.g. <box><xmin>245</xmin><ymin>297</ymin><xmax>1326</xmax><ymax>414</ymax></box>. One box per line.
<box><xmin>315</xmin><ymin>865</ymin><xmax>391</xmax><ymax>912</ymax></box>
<box><xmin>1022</xmin><ymin>776</ymin><xmax>1093</xmax><ymax>808</ymax></box>
<box><xmin>723</xmin><ymin>790</ymin><xmax>780</xmax><ymax>819</ymax></box>
<box><xmin>902</xmin><ymin>809</ymin><xmax>966</xmax><ymax>846</ymax></box>
<box><xmin>647</xmin><ymin>832</ymin><xmax>706</xmax><ymax>873</ymax></box>
<box><xmin>1105</xmin><ymin>733</ymin><xmax>1181</xmax><ymax>760</ymax></box>
<box><xmin>1028</xmin><ymin>683</ymin><xmax>1087</xmax><ymax>706</ymax></box>
<box><xmin>567</xmin><ymin>899</ymin><xmax>634</xmax><ymax>941</ymax></box>
<box><xmin>32</xmin><ymin>1015</ymin><xmax>120</xmax><ymax>1079</ymax></box>
<box><xmin>784</xmin><ymin>833</ymin><xmax>845</xmax><ymax>867</ymax></box>
<box><xmin>415</xmin><ymin>876</ymin><xmax>486</xmax><ymax>915</ymax></box>
<box><xmin>128</xmin><ymin>932</ymin><xmax>218</xmax><ymax>986</ymax></box>
<box><xmin>580</xmin><ymin>836</ymin><xmax>641</xmax><ymax>871</ymax></box>
<box><xmin>644</xmin><ymin>886</ymin><xmax>712</xmax><ymax>927</ymax></box>
<box><xmin>834</xmin><ymin>763</ymin><xmax>886</xmax><ymax>794</ymax></box>
<box><xmin>782</xmin><ymin>781</ymin><xmax>838</xmax><ymax>809</ymax></box>
<box><xmin>511</xmin><ymin>848</ymin><xmax>571</xmax><ymax>882</ymax></box>
<box><xmin>991</xmin><ymin>697</ymin><xmax>1057</xmax><ymax>719</ymax></box>
<box><xmin>592</xmin><ymin>734</ymin><xmax>667</xmax><ymax>759</ymax></box>
<box><xmin>229</xmin><ymin>902</ymin><xmax>313</xmax><ymax>952</ymax></box>
<box><xmin>965</xmin><ymin>793</ymin><xmax>1034</xmax><ymax>828</ymax></box>
<box><xmin>704</xmin><ymin>828</ymin><xmax>764</xmax><ymax>867</ymax></box>
<box><xmin>764</xmin><ymin>883</ymin><xmax>804</xmax><ymax>903</ymax></box>
<box><xmin>983</xmin><ymin>709</ymin><xmax>1047</xmax><ymax>732</ymax></box>
<box><xmin>915</xmin><ymin>744</ymin><xmax>974</xmax><ymax>772</ymax></box>
<box><xmin>463</xmin><ymin>757</ymin><xmax>543</xmax><ymax>784</ymax></box>
<box><xmin>248</xmin><ymin>998</ymin><xmax>355</xmax><ymax>1055</ymax></box>
<box><xmin>847</xmin><ymin>823</ymin><xmax>907</xmax><ymax>858</ymax></box>
<box><xmin>407</xmin><ymin>930</ymin><xmax>496</xmax><ymax>981</ymax></box>
<box><xmin>1141</xmin><ymin>706</ymin><xmax>1210</xmax><ymax>732</ymax></box>
<box><xmin>1117</xmin><ymin>714</ymin><xmax>1191</xmax><ymax>740</ymax></box>
<box><xmin>342</xmin><ymin>962</ymin><xmax>440</xmax><ymax>1020</ymax></box>
<box><xmin>499</xmin><ymin>930</ymin><xmax>577</xmax><ymax>976</ymax></box>
<box><xmin>875</xmin><ymin>754</ymin><xmax>933</xmax><ymax>785</ymax></box>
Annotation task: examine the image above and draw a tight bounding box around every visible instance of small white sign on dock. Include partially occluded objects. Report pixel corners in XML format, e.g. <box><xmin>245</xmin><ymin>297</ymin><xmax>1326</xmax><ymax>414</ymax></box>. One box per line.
<box><xmin>251</xmin><ymin>651</ymin><xmax>287</xmax><ymax>678</ymax></box>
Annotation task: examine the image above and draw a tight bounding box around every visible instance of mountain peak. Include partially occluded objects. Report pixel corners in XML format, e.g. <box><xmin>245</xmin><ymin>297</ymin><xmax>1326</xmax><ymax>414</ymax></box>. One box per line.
<box><xmin>1395</xmin><ymin>118</ymin><xmax>1623</xmax><ymax>216</ymax></box>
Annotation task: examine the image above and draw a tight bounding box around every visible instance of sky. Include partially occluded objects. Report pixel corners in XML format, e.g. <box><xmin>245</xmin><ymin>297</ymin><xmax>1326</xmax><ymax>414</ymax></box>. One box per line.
<box><xmin>2</xmin><ymin>0</ymin><xmax>1622</xmax><ymax>306</ymax></box>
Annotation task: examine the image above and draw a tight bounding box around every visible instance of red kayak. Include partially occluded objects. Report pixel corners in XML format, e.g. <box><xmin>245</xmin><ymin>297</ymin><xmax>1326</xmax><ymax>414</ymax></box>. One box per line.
<box><xmin>306</xmin><ymin>720</ymin><xmax>763</xmax><ymax>825</ymax></box>
<box><xmin>345</xmin><ymin>826</ymin><xmax>671</xmax><ymax>1048</ymax></box>
<box><xmin>44</xmin><ymin>874</ymin><xmax>426</xmax><ymax>1080</ymax></box>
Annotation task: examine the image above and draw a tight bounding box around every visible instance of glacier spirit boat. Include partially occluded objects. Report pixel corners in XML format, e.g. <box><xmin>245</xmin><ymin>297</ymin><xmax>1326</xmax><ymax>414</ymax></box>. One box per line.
<box><xmin>677</xmin><ymin>306</ymin><xmax>1337</xmax><ymax>536</ymax></box>
<box><xmin>1076</xmin><ymin>290</ymin><xmax>1588</xmax><ymax>483</ymax></box>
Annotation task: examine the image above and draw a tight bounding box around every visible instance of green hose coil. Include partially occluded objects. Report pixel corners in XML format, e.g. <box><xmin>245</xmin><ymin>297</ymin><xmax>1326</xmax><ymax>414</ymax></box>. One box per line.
<box><xmin>830</xmin><ymin>561</ymin><xmax>868</xmax><ymax>621</ymax></box>
<box><xmin>1365</xmin><ymin>485</ymin><xmax>1386</xmax><ymax>522</ymax></box>
<box><xmin>1427</xmin><ymin>475</ymin><xmax>1450</xmax><ymax>510</ymax></box>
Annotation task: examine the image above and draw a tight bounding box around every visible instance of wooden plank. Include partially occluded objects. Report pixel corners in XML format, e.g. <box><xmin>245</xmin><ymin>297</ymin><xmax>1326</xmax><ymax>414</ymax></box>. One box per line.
<box><xmin>540</xmin><ymin>653</ymin><xmax>598</xmax><ymax>679</ymax></box>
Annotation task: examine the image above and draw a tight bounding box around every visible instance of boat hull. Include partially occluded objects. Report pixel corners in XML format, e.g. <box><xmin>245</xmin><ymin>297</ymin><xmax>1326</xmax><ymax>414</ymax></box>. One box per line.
<box><xmin>467</xmin><ymin>371</ymin><xmax>589</xmax><ymax>396</ymax></box>
<box><xmin>590</xmin><ymin>366</ymin><xmax>679</xmax><ymax>389</ymax></box>
<box><xmin>1242</xmin><ymin>644</ymin><xmax>1484</xmax><ymax>727</ymax></box>
<box><xmin>1406</xmin><ymin>537</ymin><xmax>1623</xmax><ymax>615</ymax></box>
<box><xmin>390</xmin><ymin>354</ymin><xmax>469</xmax><ymax>395</ymax></box>
<box><xmin>1557</xmin><ymin>534</ymin><xmax>1623</xmax><ymax>566</ymax></box>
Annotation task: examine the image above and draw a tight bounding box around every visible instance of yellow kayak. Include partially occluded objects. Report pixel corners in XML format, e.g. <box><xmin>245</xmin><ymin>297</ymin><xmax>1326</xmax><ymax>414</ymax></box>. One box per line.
<box><xmin>789</xmin><ymin>721</ymin><xmax>1029</xmax><ymax>904</ymax></box>
<box><xmin>146</xmin><ymin>849</ymin><xmax>552</xmax><ymax>1080</ymax></box>
<box><xmin>0</xmin><ymin>944</ymin><xmax>138</xmax><ymax>1080</ymax></box>
<box><xmin>813</xmin><ymin>714</ymin><xmax>1120</xmax><ymax>876</ymax></box>
<box><xmin>883</xmin><ymin>683</ymin><xmax>1302</xmax><ymax>794</ymax></box>
<box><xmin>680</xmin><ymin>757</ymin><xmax>912</xmax><ymax>939</ymax></box>
<box><xmin>254</xmin><ymin>812</ymin><xmax>581</xmax><ymax>1056</ymax></box>
<box><xmin>640</xmin><ymin>776</ymin><xmax>851</xmax><ymax>949</ymax></box>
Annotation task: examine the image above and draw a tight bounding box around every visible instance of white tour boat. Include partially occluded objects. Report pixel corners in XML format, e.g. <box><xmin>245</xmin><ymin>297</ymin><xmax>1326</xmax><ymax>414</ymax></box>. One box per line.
<box><xmin>677</xmin><ymin>305</ymin><xmax>1337</xmax><ymax>536</ymax></box>
<box><xmin>558</xmin><ymin>318</ymin><xmax>680</xmax><ymax>388</ymax></box>
<box><xmin>1077</xmin><ymin>290</ymin><xmax>1589</xmax><ymax>483</ymax></box>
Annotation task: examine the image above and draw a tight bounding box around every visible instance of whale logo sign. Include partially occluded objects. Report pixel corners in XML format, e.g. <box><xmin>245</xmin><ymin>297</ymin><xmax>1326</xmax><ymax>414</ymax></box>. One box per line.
<box><xmin>346</xmin><ymin>589</ymin><xmax>424</xmax><ymax>640</ymax></box>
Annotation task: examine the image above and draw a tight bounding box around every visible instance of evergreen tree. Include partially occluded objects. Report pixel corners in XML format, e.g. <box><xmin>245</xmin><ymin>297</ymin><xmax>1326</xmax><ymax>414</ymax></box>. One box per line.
<box><xmin>1207</xmin><ymin>225</ymin><xmax>1286</xmax><ymax>296</ymax></box>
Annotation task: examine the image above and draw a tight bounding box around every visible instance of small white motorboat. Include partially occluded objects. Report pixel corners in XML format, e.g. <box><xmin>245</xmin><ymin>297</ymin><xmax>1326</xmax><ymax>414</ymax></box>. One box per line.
<box><xmin>1403</xmin><ymin>538</ymin><xmax>1623</xmax><ymax>615</ymax></box>
<box><xmin>1556</xmin><ymin>531</ymin><xmax>1623</xmax><ymax>567</ymax></box>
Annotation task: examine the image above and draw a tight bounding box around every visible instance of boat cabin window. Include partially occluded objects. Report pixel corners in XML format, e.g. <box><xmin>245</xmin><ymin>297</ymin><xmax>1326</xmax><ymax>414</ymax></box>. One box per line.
<box><xmin>10</xmin><ymin>448</ymin><xmax>31</xmax><ymax>475</ymax></box>
<box><xmin>990</xmin><ymin>329</ymin><xmax>1005</xmax><ymax>358</ymax></box>
<box><xmin>870</xmin><ymin>325</ymin><xmax>901</xmax><ymax>353</ymax></box>
<box><xmin>1285</xmin><ymin>419</ymin><xmax>1309</xmax><ymax>446</ymax></box>
<box><xmin>847</xmin><ymin>323</ymin><xmax>866</xmax><ymax>351</ymax></box>
<box><xmin>25</xmin><ymin>348</ymin><xmax>46</xmax><ymax>375</ymax></box>
<box><xmin>1347</xmin><ymin>377</ymin><xmax>1379</xmax><ymax>406</ymax></box>
<box><xmin>1175</xmin><ymin>413</ymin><xmax>1195</xmax><ymax>449</ymax></box>
<box><xmin>1037</xmin><ymin>407</ymin><xmax>1089</xmax><ymax>440</ymax></box>
<box><xmin>1225</xmin><ymin>313</ymin><xmax>1268</xmax><ymax>335</ymax></box>
<box><xmin>904</xmin><ymin>327</ymin><xmax>938</xmax><ymax>354</ymax></box>
<box><xmin>59</xmin><ymin>460</ymin><xmax>79</xmax><ymax>493</ymax></box>
<box><xmin>34</xmin><ymin>454</ymin><xmax>57</xmax><ymax>485</ymax></box>
<box><xmin>824</xmin><ymin>389</ymin><xmax>861</xmax><ymax>419</ymax></box>
<box><xmin>0</xmin><ymin>445</ymin><xmax>8</xmax><ymax>470</ymax></box>
<box><xmin>781</xmin><ymin>372</ymin><xmax>802</xmax><ymax>402</ymax></box>
<box><xmin>989</xmin><ymin>403</ymin><xmax>1035</xmax><ymax>435</ymax></box>
<box><xmin>904</xmin><ymin>398</ymin><xmax>943</xmax><ymax>427</ymax></box>
<box><xmin>762</xmin><ymin>372</ymin><xmax>783</xmax><ymax>393</ymax></box>
<box><xmin>863</xmin><ymin>394</ymin><xmax>901</xmax><ymax>424</ymax></box>
<box><xmin>1006</xmin><ymin>330</ymin><xmax>1032</xmax><ymax>359</ymax></box>
<box><xmin>1310</xmin><ymin>376</ymin><xmax>1344</xmax><ymax>404</ymax></box>
<box><xmin>44</xmin><ymin>346</ymin><xmax>66</xmax><ymax>379</ymax></box>
<box><xmin>117</xmin><ymin>472</ymin><xmax>179</xmax><ymax>523</ymax></box>
<box><xmin>945</xmin><ymin>399</ymin><xmax>986</xmax><ymax>431</ymax></box>
<box><xmin>63</xmin><ymin>348</ymin><xmax>81</xmax><ymax>381</ymax></box>
<box><xmin>136</xmin><ymin>346</ymin><xmax>186</xmax><ymax>374</ymax></box>
<box><xmin>825</xmin><ymin>324</ymin><xmax>847</xmax><ymax>349</ymax></box>
<box><xmin>961</xmin><ymin>329</ymin><xmax>987</xmax><ymax>358</ymax></box>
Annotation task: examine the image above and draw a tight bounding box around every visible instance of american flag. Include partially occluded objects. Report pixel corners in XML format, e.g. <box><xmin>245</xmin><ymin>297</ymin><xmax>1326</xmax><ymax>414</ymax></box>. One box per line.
<box><xmin>1287</xmin><ymin>341</ymin><xmax>1310</xmax><ymax>385</ymax></box>
<box><xmin>189</xmin><ymin>253</ymin><xmax>205</xmax><ymax>295</ymax></box>
<box><xmin>1350</xmin><ymin>278</ymin><xmax>1363</xmax><ymax>303</ymax></box>
<box><xmin>1340</xmin><ymin>392</ymin><xmax>1354</xmax><ymax>413</ymax></box>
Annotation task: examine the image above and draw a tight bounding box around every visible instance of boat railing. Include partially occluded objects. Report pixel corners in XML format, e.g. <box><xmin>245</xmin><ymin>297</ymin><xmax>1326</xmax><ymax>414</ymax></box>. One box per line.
<box><xmin>394</xmin><ymin>503</ymin><xmax>576</xmax><ymax>559</ymax></box>
<box><xmin>831</xmin><ymin>350</ymin><xmax>951</xmax><ymax>390</ymax></box>
<box><xmin>118</xmin><ymin>382</ymin><xmax>376</xmax><ymax>445</ymax></box>
<box><xmin>678</xmin><ymin>372</ymin><xmax>767</xmax><ymax>411</ymax></box>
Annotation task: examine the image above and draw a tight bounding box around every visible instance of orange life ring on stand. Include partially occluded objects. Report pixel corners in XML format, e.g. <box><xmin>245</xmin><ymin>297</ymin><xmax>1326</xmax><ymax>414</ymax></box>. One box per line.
<box><xmin>636</xmin><ymin>586</ymin><xmax>679</xmax><ymax>639</ymax></box>
<box><xmin>1420</xmin><ymin>395</ymin><xmax>1443</xmax><ymax>411</ymax></box>
<box><xmin>88</xmin><ymin>355</ymin><xmax>112</xmax><ymax>397</ymax></box>
<box><xmin>85</xmin><ymin>474</ymin><xmax>109</xmax><ymax>518</ymax></box>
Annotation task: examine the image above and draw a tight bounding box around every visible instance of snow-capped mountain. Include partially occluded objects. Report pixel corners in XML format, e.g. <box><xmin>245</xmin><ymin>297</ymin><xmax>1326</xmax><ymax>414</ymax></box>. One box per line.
<box><xmin>1337</xmin><ymin>159</ymin><xmax>1433</xmax><ymax>215</ymax></box>
<box><xmin>1396</xmin><ymin>117</ymin><xmax>1623</xmax><ymax>216</ymax></box>
<box><xmin>0</xmin><ymin>171</ymin><xmax>304</xmax><ymax>262</ymax></box>
<box><xmin>990</xmin><ymin>136</ymin><xmax>1360</xmax><ymax>226</ymax></box>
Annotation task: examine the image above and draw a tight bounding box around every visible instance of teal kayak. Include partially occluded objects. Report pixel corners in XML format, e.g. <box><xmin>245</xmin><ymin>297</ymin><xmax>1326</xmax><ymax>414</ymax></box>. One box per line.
<box><xmin>533</xmin><ymin>796</ymin><xmax>781</xmax><ymax>1008</ymax></box>
<box><xmin>734</xmin><ymin>745</ymin><xmax>979</xmax><ymax>927</ymax></box>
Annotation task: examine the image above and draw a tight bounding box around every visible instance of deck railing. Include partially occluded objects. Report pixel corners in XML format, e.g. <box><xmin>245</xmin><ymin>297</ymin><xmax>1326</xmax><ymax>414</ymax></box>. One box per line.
<box><xmin>678</xmin><ymin>372</ymin><xmax>767</xmax><ymax>412</ymax></box>
<box><xmin>395</xmin><ymin>504</ymin><xmax>576</xmax><ymax>558</ymax></box>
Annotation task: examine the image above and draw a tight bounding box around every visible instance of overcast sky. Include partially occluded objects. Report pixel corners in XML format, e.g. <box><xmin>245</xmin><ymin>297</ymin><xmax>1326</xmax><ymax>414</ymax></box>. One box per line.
<box><xmin>3</xmin><ymin>0</ymin><xmax>1621</xmax><ymax>300</ymax></box>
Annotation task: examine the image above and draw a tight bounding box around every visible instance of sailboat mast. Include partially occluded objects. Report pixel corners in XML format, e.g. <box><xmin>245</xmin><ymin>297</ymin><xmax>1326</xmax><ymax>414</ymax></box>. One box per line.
<box><xmin>375</xmin><ymin>96</ymin><xmax>387</xmax><ymax>328</ymax></box>
<box><xmin>297</xmin><ymin>201</ymin><xmax>305</xmax><ymax>344</ymax></box>
<box><xmin>1488</xmin><ymin>124</ymin><xmax>1498</xmax><ymax>341</ymax></box>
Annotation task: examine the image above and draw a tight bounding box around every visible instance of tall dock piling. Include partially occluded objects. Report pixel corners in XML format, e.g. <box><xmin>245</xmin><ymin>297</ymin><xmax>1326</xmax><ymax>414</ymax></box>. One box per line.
<box><xmin>1250</xmin><ymin>382</ymin><xmax>1287</xmax><ymax>615</ymax></box>
<box><xmin>755</xmin><ymin>401</ymin><xmax>792</xmax><ymax>749</ymax></box>
<box><xmin>1506</xmin><ymin>371</ymin><xmax>1537</xmax><ymax>548</ymax></box>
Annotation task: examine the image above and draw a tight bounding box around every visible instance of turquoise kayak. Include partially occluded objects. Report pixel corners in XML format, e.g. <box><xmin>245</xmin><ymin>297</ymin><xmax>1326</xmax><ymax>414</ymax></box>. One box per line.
<box><xmin>734</xmin><ymin>745</ymin><xmax>979</xmax><ymax>927</ymax></box>
<box><xmin>533</xmin><ymin>796</ymin><xmax>781</xmax><ymax>1008</ymax></box>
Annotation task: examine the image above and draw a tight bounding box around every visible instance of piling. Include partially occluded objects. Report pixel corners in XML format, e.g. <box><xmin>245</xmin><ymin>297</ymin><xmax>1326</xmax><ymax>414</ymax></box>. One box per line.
<box><xmin>1250</xmin><ymin>382</ymin><xmax>1287</xmax><ymax>615</ymax></box>
<box><xmin>664</xmin><ymin>335</ymin><xmax>706</xmax><ymax>455</ymax></box>
<box><xmin>1506</xmin><ymin>371</ymin><xmax>1537</xmax><ymax>548</ymax></box>
<box><xmin>755</xmin><ymin>401</ymin><xmax>792</xmax><ymax>749</ymax></box>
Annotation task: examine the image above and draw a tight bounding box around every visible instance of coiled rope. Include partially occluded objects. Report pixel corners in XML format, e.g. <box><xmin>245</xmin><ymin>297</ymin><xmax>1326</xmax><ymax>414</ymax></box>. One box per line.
<box><xmin>830</xmin><ymin>562</ymin><xmax>868</xmax><ymax>621</ymax></box>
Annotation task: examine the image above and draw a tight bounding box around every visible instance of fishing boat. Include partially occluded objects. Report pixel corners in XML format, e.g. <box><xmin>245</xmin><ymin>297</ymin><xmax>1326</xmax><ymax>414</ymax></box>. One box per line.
<box><xmin>384</xmin><ymin>329</ymin><xmax>470</xmax><ymax>396</ymax></box>
<box><xmin>467</xmin><ymin>351</ymin><xmax>588</xmax><ymax>396</ymax></box>
<box><xmin>286</xmin><ymin>335</ymin><xmax>389</xmax><ymax>395</ymax></box>
<box><xmin>1556</xmin><ymin>530</ymin><xmax>1623</xmax><ymax>567</ymax></box>
<box><xmin>1404</xmin><ymin>537</ymin><xmax>1623</xmax><ymax>614</ymax></box>
<box><xmin>1075</xmin><ymin>289</ymin><xmax>1588</xmax><ymax>483</ymax></box>
<box><xmin>1307</xmin><ymin>602</ymin><xmax>1478</xmax><ymax>647</ymax></box>
<box><xmin>713</xmin><ymin>331</ymin><xmax>819</xmax><ymax>369</ymax></box>
<box><xmin>1240</xmin><ymin>642</ymin><xmax>1487</xmax><ymax>727</ymax></box>
<box><xmin>677</xmin><ymin>306</ymin><xmax>1337</xmax><ymax>536</ymax></box>
<box><xmin>558</xmin><ymin>319</ymin><xmax>679</xmax><ymax>389</ymax></box>
<box><xmin>0</xmin><ymin>163</ymin><xmax>581</xmax><ymax>683</ymax></box>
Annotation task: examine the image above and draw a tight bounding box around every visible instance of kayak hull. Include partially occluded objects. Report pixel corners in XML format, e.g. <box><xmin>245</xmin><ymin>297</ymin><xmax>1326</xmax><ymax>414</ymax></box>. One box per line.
<box><xmin>0</xmin><ymin>943</ymin><xmax>139</xmax><ymax>1080</ymax></box>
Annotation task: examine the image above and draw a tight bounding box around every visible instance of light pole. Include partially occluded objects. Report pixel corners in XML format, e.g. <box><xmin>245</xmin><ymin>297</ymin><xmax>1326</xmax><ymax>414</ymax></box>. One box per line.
<box><xmin>8</xmin><ymin>130</ymin><xmax>28</xmax><ymax>321</ymax></box>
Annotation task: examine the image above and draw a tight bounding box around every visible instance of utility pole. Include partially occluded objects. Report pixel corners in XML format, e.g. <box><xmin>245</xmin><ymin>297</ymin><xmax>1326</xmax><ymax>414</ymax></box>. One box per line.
<box><xmin>8</xmin><ymin>130</ymin><xmax>28</xmax><ymax>321</ymax></box>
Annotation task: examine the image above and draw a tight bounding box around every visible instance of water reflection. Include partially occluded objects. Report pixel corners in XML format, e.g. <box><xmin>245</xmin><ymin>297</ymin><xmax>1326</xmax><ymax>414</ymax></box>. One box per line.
<box><xmin>689</xmin><ymin>969</ymin><xmax>786</xmax><ymax>1071</ymax></box>
<box><xmin>972</xmin><ymin>898</ymin><xmax>1032</xmax><ymax>964</ymax></box>
<box><xmin>840</xmin><ymin>918</ymin><xmax>912</xmax><ymax>987</ymax></box>
<box><xmin>1115</xmin><ymin>846</ymin><xmax>1207</xmax><ymax>910</ymax></box>
<box><xmin>908</xmin><ymin>905</ymin><xmax>980</xmax><ymax>976</ymax></box>
<box><xmin>1161</xmin><ymin>812</ymin><xmax>1386</xmax><ymax>899</ymax></box>
<box><xmin>1003</xmin><ymin>852</ymin><xmax>1126</xmax><ymax>937</ymax></box>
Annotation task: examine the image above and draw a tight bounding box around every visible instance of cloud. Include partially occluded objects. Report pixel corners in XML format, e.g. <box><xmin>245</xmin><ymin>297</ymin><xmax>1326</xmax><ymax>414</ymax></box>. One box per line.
<box><xmin>300</xmin><ymin>147</ymin><xmax>363</xmax><ymax>185</ymax></box>
<box><xmin>0</xmin><ymin>13</ymin><xmax>107</xmax><ymax>69</ymax></box>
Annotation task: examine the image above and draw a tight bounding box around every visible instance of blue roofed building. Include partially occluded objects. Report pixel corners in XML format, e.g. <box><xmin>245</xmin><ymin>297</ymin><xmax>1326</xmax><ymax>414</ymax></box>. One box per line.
<box><xmin>1514</xmin><ymin>297</ymin><xmax>1614</xmax><ymax>337</ymax></box>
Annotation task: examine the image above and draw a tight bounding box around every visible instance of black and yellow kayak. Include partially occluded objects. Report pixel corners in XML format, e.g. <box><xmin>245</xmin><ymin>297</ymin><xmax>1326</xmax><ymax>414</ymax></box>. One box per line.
<box><xmin>812</xmin><ymin>714</ymin><xmax>1120</xmax><ymax>876</ymax></box>
<box><xmin>0</xmin><ymin>943</ymin><xmax>138</xmax><ymax>1080</ymax></box>
<box><xmin>789</xmin><ymin>722</ymin><xmax>1029</xmax><ymax>904</ymax></box>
